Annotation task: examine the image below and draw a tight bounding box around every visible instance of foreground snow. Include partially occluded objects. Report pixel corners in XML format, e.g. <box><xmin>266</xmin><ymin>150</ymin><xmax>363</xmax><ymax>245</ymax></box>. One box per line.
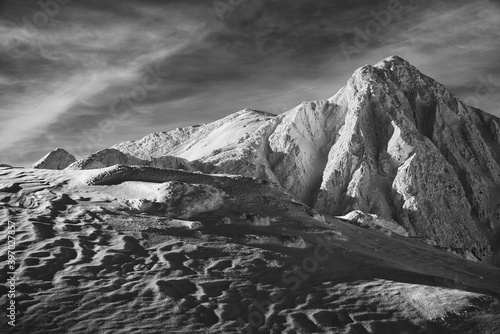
<box><xmin>1</xmin><ymin>165</ymin><xmax>499</xmax><ymax>333</ymax></box>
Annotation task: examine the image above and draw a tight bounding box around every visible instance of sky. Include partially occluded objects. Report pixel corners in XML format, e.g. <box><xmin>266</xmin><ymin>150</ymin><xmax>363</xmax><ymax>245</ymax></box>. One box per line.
<box><xmin>0</xmin><ymin>0</ymin><xmax>499</xmax><ymax>165</ymax></box>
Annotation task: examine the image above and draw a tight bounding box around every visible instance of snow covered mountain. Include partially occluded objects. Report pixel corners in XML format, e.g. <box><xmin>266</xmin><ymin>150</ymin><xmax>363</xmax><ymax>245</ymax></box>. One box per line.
<box><xmin>3</xmin><ymin>56</ymin><xmax>500</xmax><ymax>334</ymax></box>
<box><xmin>111</xmin><ymin>56</ymin><xmax>500</xmax><ymax>264</ymax></box>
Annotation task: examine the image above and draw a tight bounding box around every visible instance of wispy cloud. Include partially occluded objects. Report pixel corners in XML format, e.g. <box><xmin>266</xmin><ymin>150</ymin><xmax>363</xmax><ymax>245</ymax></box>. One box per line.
<box><xmin>0</xmin><ymin>0</ymin><xmax>499</xmax><ymax>165</ymax></box>
<box><xmin>0</xmin><ymin>0</ymin><xmax>210</xmax><ymax>164</ymax></box>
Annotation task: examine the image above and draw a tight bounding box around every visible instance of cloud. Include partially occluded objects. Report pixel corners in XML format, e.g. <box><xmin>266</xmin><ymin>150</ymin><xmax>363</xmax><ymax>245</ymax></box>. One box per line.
<box><xmin>385</xmin><ymin>0</ymin><xmax>500</xmax><ymax>115</ymax></box>
<box><xmin>0</xmin><ymin>0</ymin><xmax>211</xmax><ymax>163</ymax></box>
<box><xmin>0</xmin><ymin>0</ymin><xmax>499</xmax><ymax>165</ymax></box>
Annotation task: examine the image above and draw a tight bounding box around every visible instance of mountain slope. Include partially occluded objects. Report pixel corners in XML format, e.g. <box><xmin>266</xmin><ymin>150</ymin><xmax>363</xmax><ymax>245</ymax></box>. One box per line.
<box><xmin>111</xmin><ymin>56</ymin><xmax>500</xmax><ymax>264</ymax></box>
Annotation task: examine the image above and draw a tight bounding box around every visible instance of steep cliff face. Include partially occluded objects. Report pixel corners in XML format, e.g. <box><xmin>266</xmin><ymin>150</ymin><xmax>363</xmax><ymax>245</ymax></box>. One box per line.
<box><xmin>264</xmin><ymin>101</ymin><xmax>347</xmax><ymax>204</ymax></box>
<box><xmin>315</xmin><ymin>57</ymin><xmax>499</xmax><ymax>260</ymax></box>
<box><xmin>109</xmin><ymin>56</ymin><xmax>500</xmax><ymax>262</ymax></box>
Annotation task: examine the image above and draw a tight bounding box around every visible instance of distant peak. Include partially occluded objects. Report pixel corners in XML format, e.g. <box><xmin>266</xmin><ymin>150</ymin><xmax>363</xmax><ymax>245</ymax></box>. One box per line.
<box><xmin>31</xmin><ymin>147</ymin><xmax>76</xmax><ymax>170</ymax></box>
<box><xmin>52</xmin><ymin>148</ymin><xmax>71</xmax><ymax>153</ymax></box>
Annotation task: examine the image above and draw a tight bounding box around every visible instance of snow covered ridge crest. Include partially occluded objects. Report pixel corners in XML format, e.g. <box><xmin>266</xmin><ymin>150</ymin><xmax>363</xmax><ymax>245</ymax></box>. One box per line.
<box><xmin>32</xmin><ymin>56</ymin><xmax>500</xmax><ymax>265</ymax></box>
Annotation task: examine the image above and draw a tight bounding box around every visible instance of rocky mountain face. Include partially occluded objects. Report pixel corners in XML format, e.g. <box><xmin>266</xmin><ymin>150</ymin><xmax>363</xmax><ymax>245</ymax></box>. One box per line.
<box><xmin>72</xmin><ymin>56</ymin><xmax>500</xmax><ymax>264</ymax></box>
<box><xmin>315</xmin><ymin>57</ymin><xmax>500</xmax><ymax>263</ymax></box>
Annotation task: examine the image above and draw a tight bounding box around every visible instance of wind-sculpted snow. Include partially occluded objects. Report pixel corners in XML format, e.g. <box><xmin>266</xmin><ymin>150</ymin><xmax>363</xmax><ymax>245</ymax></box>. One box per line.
<box><xmin>1</xmin><ymin>165</ymin><xmax>500</xmax><ymax>333</ymax></box>
<box><xmin>84</xmin><ymin>164</ymin><xmax>283</xmax><ymax>192</ymax></box>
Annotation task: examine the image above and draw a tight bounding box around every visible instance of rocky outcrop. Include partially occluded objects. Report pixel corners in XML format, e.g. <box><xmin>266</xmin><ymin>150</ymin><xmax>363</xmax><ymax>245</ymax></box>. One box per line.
<box><xmin>338</xmin><ymin>210</ymin><xmax>409</xmax><ymax>237</ymax></box>
<box><xmin>123</xmin><ymin>181</ymin><xmax>227</xmax><ymax>219</ymax></box>
<box><xmin>150</xmin><ymin>156</ymin><xmax>194</xmax><ymax>170</ymax></box>
<box><xmin>31</xmin><ymin>148</ymin><xmax>76</xmax><ymax>170</ymax></box>
<box><xmin>155</xmin><ymin>181</ymin><xmax>227</xmax><ymax>218</ymax></box>
<box><xmin>109</xmin><ymin>56</ymin><xmax>500</xmax><ymax>263</ymax></box>
<box><xmin>65</xmin><ymin>148</ymin><xmax>194</xmax><ymax>171</ymax></box>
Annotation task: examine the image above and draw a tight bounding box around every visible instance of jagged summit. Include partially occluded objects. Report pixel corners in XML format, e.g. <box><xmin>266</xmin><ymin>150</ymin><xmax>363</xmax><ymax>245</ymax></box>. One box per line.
<box><xmin>350</xmin><ymin>55</ymin><xmax>413</xmax><ymax>80</ymax></box>
<box><xmin>350</xmin><ymin>55</ymin><xmax>447</xmax><ymax>97</ymax></box>
<box><xmin>377</xmin><ymin>54</ymin><xmax>409</xmax><ymax>64</ymax></box>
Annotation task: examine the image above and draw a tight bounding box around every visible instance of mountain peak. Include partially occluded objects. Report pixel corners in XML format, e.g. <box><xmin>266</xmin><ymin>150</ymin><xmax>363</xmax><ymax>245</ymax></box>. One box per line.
<box><xmin>375</xmin><ymin>55</ymin><xmax>411</xmax><ymax>68</ymax></box>
<box><xmin>347</xmin><ymin>55</ymin><xmax>416</xmax><ymax>88</ymax></box>
<box><xmin>30</xmin><ymin>148</ymin><xmax>76</xmax><ymax>170</ymax></box>
<box><xmin>345</xmin><ymin>55</ymin><xmax>452</xmax><ymax>107</ymax></box>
